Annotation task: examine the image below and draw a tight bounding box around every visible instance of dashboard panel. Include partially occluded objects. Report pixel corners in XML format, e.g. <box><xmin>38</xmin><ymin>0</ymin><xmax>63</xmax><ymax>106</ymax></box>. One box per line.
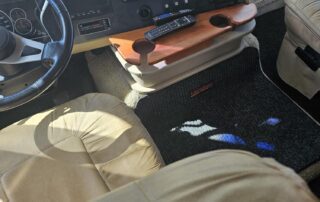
<box><xmin>65</xmin><ymin>0</ymin><xmax>245</xmax><ymax>43</ymax></box>
<box><xmin>0</xmin><ymin>0</ymin><xmax>50</xmax><ymax>42</ymax></box>
<box><xmin>0</xmin><ymin>0</ymin><xmax>245</xmax><ymax>50</ymax></box>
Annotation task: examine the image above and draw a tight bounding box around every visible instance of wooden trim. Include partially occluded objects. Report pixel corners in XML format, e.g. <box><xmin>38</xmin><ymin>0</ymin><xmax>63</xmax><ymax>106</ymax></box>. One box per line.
<box><xmin>72</xmin><ymin>38</ymin><xmax>111</xmax><ymax>54</ymax></box>
<box><xmin>109</xmin><ymin>3</ymin><xmax>257</xmax><ymax>65</ymax></box>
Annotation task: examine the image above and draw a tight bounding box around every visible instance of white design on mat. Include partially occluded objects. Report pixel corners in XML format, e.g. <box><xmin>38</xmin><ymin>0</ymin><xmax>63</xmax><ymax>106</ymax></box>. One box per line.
<box><xmin>170</xmin><ymin>120</ymin><xmax>217</xmax><ymax>136</ymax></box>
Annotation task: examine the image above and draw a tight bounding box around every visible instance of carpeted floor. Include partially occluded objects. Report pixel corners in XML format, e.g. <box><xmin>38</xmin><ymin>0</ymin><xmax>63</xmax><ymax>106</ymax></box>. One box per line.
<box><xmin>253</xmin><ymin>8</ymin><xmax>320</xmax><ymax>123</ymax></box>
<box><xmin>0</xmin><ymin>53</ymin><xmax>96</xmax><ymax>129</ymax></box>
<box><xmin>135</xmin><ymin>48</ymin><xmax>320</xmax><ymax>172</ymax></box>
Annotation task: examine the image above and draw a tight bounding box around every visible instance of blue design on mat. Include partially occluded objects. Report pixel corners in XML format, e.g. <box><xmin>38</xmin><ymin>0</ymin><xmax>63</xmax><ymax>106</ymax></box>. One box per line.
<box><xmin>256</xmin><ymin>141</ymin><xmax>275</xmax><ymax>151</ymax></box>
<box><xmin>209</xmin><ymin>134</ymin><xmax>246</xmax><ymax>145</ymax></box>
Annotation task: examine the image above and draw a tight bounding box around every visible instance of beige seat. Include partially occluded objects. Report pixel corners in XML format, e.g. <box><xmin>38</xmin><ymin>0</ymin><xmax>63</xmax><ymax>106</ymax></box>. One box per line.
<box><xmin>95</xmin><ymin>150</ymin><xmax>318</xmax><ymax>202</ymax></box>
<box><xmin>0</xmin><ymin>93</ymin><xmax>164</xmax><ymax>202</ymax></box>
<box><xmin>277</xmin><ymin>0</ymin><xmax>320</xmax><ymax>99</ymax></box>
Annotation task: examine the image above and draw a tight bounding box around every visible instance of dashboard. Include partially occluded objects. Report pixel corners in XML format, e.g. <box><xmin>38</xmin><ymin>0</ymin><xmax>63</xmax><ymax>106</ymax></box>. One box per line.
<box><xmin>0</xmin><ymin>0</ymin><xmax>245</xmax><ymax>49</ymax></box>
<box><xmin>0</xmin><ymin>0</ymin><xmax>50</xmax><ymax>42</ymax></box>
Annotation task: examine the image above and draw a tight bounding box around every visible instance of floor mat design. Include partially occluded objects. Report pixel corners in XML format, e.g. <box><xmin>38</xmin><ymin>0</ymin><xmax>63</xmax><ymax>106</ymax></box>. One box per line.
<box><xmin>135</xmin><ymin>48</ymin><xmax>320</xmax><ymax>172</ymax></box>
<box><xmin>253</xmin><ymin>8</ymin><xmax>320</xmax><ymax>123</ymax></box>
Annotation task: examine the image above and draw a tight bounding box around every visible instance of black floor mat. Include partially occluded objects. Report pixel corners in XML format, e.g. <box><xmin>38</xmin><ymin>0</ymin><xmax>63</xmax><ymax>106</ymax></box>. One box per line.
<box><xmin>135</xmin><ymin>48</ymin><xmax>320</xmax><ymax>172</ymax></box>
<box><xmin>253</xmin><ymin>8</ymin><xmax>320</xmax><ymax>123</ymax></box>
<box><xmin>309</xmin><ymin>178</ymin><xmax>320</xmax><ymax>198</ymax></box>
<box><xmin>0</xmin><ymin>53</ymin><xmax>96</xmax><ymax>129</ymax></box>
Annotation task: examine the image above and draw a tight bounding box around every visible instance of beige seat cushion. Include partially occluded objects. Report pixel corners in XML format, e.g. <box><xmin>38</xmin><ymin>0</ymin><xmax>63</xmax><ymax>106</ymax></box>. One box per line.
<box><xmin>0</xmin><ymin>93</ymin><xmax>164</xmax><ymax>202</ymax></box>
<box><xmin>95</xmin><ymin>150</ymin><xmax>318</xmax><ymax>202</ymax></box>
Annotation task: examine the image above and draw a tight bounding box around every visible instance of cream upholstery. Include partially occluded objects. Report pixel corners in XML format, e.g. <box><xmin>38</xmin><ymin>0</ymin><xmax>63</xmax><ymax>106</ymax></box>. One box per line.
<box><xmin>277</xmin><ymin>0</ymin><xmax>320</xmax><ymax>98</ymax></box>
<box><xmin>0</xmin><ymin>93</ymin><xmax>164</xmax><ymax>202</ymax></box>
<box><xmin>285</xmin><ymin>0</ymin><xmax>320</xmax><ymax>50</ymax></box>
<box><xmin>95</xmin><ymin>150</ymin><xmax>318</xmax><ymax>202</ymax></box>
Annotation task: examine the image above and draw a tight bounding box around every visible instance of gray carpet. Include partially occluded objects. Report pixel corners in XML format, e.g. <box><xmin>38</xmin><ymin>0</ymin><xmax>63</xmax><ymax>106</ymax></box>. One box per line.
<box><xmin>135</xmin><ymin>47</ymin><xmax>320</xmax><ymax>172</ymax></box>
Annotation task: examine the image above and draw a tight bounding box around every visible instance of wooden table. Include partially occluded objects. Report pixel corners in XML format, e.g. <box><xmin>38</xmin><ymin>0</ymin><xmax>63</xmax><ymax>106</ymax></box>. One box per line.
<box><xmin>109</xmin><ymin>3</ymin><xmax>257</xmax><ymax>65</ymax></box>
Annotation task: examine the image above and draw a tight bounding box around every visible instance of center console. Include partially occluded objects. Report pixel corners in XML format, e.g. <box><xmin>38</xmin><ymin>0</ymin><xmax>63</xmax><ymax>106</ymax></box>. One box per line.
<box><xmin>106</xmin><ymin>3</ymin><xmax>257</xmax><ymax>92</ymax></box>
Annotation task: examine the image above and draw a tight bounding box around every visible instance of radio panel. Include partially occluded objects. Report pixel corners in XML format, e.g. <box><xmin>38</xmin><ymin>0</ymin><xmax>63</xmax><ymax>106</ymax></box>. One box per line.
<box><xmin>78</xmin><ymin>18</ymin><xmax>111</xmax><ymax>35</ymax></box>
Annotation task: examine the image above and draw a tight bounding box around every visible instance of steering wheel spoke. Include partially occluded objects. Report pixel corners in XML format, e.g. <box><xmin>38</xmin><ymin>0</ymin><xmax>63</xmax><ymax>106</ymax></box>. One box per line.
<box><xmin>0</xmin><ymin>33</ymin><xmax>45</xmax><ymax>65</ymax></box>
<box><xmin>40</xmin><ymin>0</ymin><xmax>54</xmax><ymax>41</ymax></box>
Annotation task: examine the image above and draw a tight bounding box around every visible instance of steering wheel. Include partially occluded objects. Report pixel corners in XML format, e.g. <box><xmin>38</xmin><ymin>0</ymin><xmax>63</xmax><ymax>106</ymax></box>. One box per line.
<box><xmin>0</xmin><ymin>0</ymin><xmax>73</xmax><ymax>112</ymax></box>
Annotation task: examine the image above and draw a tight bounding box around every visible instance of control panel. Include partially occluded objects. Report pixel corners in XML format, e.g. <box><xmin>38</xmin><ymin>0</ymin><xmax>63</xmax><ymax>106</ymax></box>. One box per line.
<box><xmin>62</xmin><ymin>0</ymin><xmax>245</xmax><ymax>43</ymax></box>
